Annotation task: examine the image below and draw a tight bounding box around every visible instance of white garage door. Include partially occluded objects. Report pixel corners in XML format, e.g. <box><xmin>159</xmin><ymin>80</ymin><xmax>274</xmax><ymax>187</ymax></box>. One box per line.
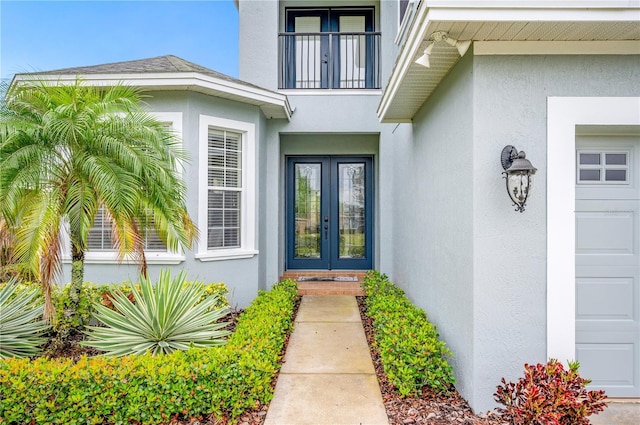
<box><xmin>575</xmin><ymin>135</ymin><xmax>640</xmax><ymax>397</ymax></box>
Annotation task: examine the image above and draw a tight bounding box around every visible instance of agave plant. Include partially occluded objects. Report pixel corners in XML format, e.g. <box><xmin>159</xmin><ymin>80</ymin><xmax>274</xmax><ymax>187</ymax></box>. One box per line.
<box><xmin>83</xmin><ymin>270</ymin><xmax>230</xmax><ymax>356</ymax></box>
<box><xmin>0</xmin><ymin>279</ymin><xmax>50</xmax><ymax>359</ymax></box>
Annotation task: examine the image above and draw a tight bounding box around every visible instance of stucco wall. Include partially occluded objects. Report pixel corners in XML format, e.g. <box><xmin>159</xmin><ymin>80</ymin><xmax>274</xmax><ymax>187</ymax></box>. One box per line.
<box><xmin>398</xmin><ymin>52</ymin><xmax>640</xmax><ymax>413</ymax></box>
<box><xmin>238</xmin><ymin>0</ymin><xmax>279</xmax><ymax>89</ymax></box>
<box><xmin>59</xmin><ymin>91</ymin><xmax>268</xmax><ymax>308</ymax></box>
<box><xmin>389</xmin><ymin>51</ymin><xmax>476</xmax><ymax>405</ymax></box>
<box><xmin>469</xmin><ymin>53</ymin><xmax>640</xmax><ymax>411</ymax></box>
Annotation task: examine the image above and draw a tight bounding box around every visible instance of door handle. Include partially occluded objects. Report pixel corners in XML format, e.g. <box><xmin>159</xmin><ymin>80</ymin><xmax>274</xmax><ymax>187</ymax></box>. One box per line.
<box><xmin>324</xmin><ymin>224</ymin><xmax>328</xmax><ymax>240</ymax></box>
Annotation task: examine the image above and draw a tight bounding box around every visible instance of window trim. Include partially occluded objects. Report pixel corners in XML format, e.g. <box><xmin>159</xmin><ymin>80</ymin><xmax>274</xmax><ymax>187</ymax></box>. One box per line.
<box><xmin>395</xmin><ymin>0</ymin><xmax>415</xmax><ymax>45</ymax></box>
<box><xmin>196</xmin><ymin>115</ymin><xmax>257</xmax><ymax>262</ymax></box>
<box><xmin>62</xmin><ymin>112</ymin><xmax>186</xmax><ymax>265</ymax></box>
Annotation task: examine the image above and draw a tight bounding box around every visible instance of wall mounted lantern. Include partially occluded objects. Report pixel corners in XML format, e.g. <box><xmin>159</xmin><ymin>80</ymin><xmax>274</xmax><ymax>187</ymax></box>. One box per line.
<box><xmin>415</xmin><ymin>31</ymin><xmax>471</xmax><ymax>68</ymax></box>
<box><xmin>501</xmin><ymin>145</ymin><xmax>537</xmax><ymax>213</ymax></box>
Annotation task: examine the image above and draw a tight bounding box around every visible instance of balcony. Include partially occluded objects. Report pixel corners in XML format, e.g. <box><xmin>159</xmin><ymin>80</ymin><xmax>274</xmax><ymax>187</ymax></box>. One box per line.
<box><xmin>278</xmin><ymin>32</ymin><xmax>381</xmax><ymax>90</ymax></box>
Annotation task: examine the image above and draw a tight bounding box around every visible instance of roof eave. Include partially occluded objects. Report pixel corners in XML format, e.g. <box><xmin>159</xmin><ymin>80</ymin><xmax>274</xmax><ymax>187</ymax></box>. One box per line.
<box><xmin>11</xmin><ymin>72</ymin><xmax>292</xmax><ymax>121</ymax></box>
<box><xmin>377</xmin><ymin>4</ymin><xmax>640</xmax><ymax>123</ymax></box>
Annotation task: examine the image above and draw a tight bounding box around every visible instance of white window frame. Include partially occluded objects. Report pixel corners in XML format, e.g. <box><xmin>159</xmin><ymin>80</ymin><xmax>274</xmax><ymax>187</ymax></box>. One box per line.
<box><xmin>547</xmin><ymin>97</ymin><xmax>640</xmax><ymax>363</ymax></box>
<box><xmin>196</xmin><ymin>115</ymin><xmax>257</xmax><ymax>262</ymax></box>
<box><xmin>395</xmin><ymin>0</ymin><xmax>415</xmax><ymax>45</ymax></box>
<box><xmin>62</xmin><ymin>112</ymin><xmax>185</xmax><ymax>265</ymax></box>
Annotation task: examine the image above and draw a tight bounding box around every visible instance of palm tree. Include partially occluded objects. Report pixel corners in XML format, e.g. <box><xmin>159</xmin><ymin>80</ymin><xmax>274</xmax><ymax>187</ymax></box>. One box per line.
<box><xmin>0</xmin><ymin>77</ymin><xmax>197</xmax><ymax>320</ymax></box>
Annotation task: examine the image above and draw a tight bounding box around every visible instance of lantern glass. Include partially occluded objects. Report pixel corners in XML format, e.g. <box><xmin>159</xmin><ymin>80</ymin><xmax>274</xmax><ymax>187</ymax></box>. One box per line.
<box><xmin>506</xmin><ymin>171</ymin><xmax>532</xmax><ymax>210</ymax></box>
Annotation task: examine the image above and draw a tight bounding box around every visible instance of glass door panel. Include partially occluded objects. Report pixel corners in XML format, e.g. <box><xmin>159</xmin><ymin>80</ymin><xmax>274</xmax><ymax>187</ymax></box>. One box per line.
<box><xmin>338</xmin><ymin>163</ymin><xmax>366</xmax><ymax>258</ymax></box>
<box><xmin>294</xmin><ymin>163</ymin><xmax>322</xmax><ymax>259</ymax></box>
<box><xmin>338</xmin><ymin>16</ymin><xmax>366</xmax><ymax>88</ymax></box>
<box><xmin>294</xmin><ymin>16</ymin><xmax>322</xmax><ymax>88</ymax></box>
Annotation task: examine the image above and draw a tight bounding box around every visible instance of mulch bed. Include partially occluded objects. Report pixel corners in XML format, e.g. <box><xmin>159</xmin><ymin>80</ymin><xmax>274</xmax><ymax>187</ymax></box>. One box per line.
<box><xmin>356</xmin><ymin>297</ymin><xmax>506</xmax><ymax>425</ymax></box>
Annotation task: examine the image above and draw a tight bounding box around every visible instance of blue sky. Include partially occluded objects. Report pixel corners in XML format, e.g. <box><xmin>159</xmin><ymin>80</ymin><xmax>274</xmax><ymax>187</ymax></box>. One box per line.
<box><xmin>0</xmin><ymin>0</ymin><xmax>239</xmax><ymax>81</ymax></box>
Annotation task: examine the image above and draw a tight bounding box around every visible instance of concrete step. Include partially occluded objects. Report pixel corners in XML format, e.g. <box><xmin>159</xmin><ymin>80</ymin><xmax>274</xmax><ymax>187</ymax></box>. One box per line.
<box><xmin>281</xmin><ymin>270</ymin><xmax>368</xmax><ymax>296</ymax></box>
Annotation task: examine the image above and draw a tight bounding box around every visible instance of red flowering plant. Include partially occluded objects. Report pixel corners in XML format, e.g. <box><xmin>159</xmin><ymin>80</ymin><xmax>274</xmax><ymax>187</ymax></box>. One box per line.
<box><xmin>494</xmin><ymin>359</ymin><xmax>607</xmax><ymax>425</ymax></box>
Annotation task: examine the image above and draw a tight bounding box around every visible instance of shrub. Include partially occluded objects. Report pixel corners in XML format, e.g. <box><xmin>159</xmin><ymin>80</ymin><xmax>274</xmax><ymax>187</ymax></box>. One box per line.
<box><xmin>83</xmin><ymin>270</ymin><xmax>230</xmax><ymax>356</ymax></box>
<box><xmin>362</xmin><ymin>271</ymin><xmax>455</xmax><ymax>396</ymax></box>
<box><xmin>0</xmin><ymin>279</ymin><xmax>50</xmax><ymax>359</ymax></box>
<box><xmin>494</xmin><ymin>359</ymin><xmax>608</xmax><ymax>425</ymax></box>
<box><xmin>0</xmin><ymin>279</ymin><xmax>298</xmax><ymax>423</ymax></box>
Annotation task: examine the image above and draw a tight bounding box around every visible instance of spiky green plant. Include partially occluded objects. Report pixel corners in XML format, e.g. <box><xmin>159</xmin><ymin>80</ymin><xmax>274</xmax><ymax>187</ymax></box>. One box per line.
<box><xmin>83</xmin><ymin>270</ymin><xmax>230</xmax><ymax>356</ymax></box>
<box><xmin>0</xmin><ymin>279</ymin><xmax>50</xmax><ymax>359</ymax></box>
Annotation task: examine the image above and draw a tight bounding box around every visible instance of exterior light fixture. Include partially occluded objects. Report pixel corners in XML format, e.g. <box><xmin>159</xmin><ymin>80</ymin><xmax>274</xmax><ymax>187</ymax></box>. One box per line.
<box><xmin>415</xmin><ymin>43</ymin><xmax>434</xmax><ymax>67</ymax></box>
<box><xmin>501</xmin><ymin>145</ymin><xmax>537</xmax><ymax>213</ymax></box>
<box><xmin>415</xmin><ymin>31</ymin><xmax>471</xmax><ymax>68</ymax></box>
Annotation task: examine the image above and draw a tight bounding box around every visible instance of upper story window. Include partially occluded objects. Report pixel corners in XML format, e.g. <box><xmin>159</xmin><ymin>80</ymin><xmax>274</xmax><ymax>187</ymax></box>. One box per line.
<box><xmin>396</xmin><ymin>0</ymin><xmax>415</xmax><ymax>44</ymax></box>
<box><xmin>279</xmin><ymin>7</ymin><xmax>381</xmax><ymax>90</ymax></box>
<box><xmin>196</xmin><ymin>115</ymin><xmax>257</xmax><ymax>262</ymax></box>
<box><xmin>399</xmin><ymin>0</ymin><xmax>409</xmax><ymax>24</ymax></box>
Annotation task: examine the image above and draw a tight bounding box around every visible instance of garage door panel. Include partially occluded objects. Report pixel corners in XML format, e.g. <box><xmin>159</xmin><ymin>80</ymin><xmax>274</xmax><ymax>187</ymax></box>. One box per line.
<box><xmin>576</xmin><ymin>277</ymin><xmax>635</xmax><ymax>322</ymax></box>
<box><xmin>575</xmin><ymin>136</ymin><xmax>640</xmax><ymax>398</ymax></box>
<box><xmin>575</xmin><ymin>210</ymin><xmax>634</xmax><ymax>255</ymax></box>
<box><xmin>576</xmin><ymin>341</ymin><xmax>637</xmax><ymax>396</ymax></box>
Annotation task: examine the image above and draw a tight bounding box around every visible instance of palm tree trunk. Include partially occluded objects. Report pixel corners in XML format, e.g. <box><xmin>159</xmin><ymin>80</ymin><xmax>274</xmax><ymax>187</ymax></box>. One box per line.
<box><xmin>69</xmin><ymin>239</ymin><xmax>85</xmax><ymax>307</ymax></box>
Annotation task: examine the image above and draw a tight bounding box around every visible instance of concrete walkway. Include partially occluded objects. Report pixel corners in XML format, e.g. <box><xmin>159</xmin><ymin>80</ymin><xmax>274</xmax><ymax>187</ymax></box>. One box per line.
<box><xmin>590</xmin><ymin>401</ymin><xmax>640</xmax><ymax>425</ymax></box>
<box><xmin>264</xmin><ymin>295</ymin><xmax>389</xmax><ymax>425</ymax></box>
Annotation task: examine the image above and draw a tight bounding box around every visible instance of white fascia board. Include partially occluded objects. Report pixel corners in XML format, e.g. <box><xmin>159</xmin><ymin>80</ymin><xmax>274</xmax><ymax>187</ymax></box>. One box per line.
<box><xmin>422</xmin><ymin>0</ymin><xmax>640</xmax><ymax>9</ymax></box>
<box><xmin>425</xmin><ymin>7</ymin><xmax>639</xmax><ymax>22</ymax></box>
<box><xmin>12</xmin><ymin>72</ymin><xmax>292</xmax><ymax>120</ymax></box>
<box><xmin>377</xmin><ymin>1</ymin><xmax>432</xmax><ymax>121</ymax></box>
<box><xmin>475</xmin><ymin>40</ymin><xmax>640</xmax><ymax>55</ymax></box>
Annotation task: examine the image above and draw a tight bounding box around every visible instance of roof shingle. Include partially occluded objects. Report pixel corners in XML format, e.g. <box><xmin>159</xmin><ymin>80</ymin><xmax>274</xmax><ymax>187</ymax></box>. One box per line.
<box><xmin>27</xmin><ymin>55</ymin><xmax>266</xmax><ymax>91</ymax></box>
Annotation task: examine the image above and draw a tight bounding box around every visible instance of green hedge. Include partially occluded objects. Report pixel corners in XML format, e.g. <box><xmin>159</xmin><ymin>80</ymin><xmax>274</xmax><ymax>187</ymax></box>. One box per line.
<box><xmin>0</xmin><ymin>279</ymin><xmax>298</xmax><ymax>424</ymax></box>
<box><xmin>362</xmin><ymin>271</ymin><xmax>455</xmax><ymax>397</ymax></box>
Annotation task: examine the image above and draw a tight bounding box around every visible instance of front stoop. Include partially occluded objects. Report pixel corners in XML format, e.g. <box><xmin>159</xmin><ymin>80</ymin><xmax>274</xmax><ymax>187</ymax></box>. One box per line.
<box><xmin>281</xmin><ymin>271</ymin><xmax>368</xmax><ymax>296</ymax></box>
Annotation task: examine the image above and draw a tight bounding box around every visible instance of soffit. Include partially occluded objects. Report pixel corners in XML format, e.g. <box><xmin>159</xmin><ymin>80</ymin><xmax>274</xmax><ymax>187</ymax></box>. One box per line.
<box><xmin>379</xmin><ymin>11</ymin><xmax>640</xmax><ymax>123</ymax></box>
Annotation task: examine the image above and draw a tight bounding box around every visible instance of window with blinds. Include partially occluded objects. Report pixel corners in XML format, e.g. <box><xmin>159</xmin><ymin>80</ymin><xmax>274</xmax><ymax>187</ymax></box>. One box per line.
<box><xmin>87</xmin><ymin>206</ymin><xmax>167</xmax><ymax>252</ymax></box>
<box><xmin>207</xmin><ymin>128</ymin><xmax>242</xmax><ymax>250</ymax></box>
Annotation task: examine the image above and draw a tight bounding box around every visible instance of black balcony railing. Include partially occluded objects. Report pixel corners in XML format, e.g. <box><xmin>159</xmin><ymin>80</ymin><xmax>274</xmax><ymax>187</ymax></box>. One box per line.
<box><xmin>278</xmin><ymin>32</ymin><xmax>381</xmax><ymax>89</ymax></box>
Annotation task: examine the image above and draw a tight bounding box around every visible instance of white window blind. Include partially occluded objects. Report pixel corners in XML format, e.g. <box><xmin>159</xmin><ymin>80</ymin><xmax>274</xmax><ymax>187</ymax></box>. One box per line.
<box><xmin>87</xmin><ymin>206</ymin><xmax>166</xmax><ymax>252</ymax></box>
<box><xmin>207</xmin><ymin>128</ymin><xmax>242</xmax><ymax>249</ymax></box>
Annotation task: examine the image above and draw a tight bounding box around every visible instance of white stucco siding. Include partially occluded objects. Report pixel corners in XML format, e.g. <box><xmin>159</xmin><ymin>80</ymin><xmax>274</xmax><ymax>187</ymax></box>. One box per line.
<box><xmin>239</xmin><ymin>0</ymin><xmax>279</xmax><ymax>89</ymax></box>
<box><xmin>472</xmin><ymin>54</ymin><xmax>640</xmax><ymax>411</ymax></box>
<box><xmin>390</xmin><ymin>52</ymin><xmax>476</xmax><ymax>405</ymax></box>
<box><xmin>397</xmin><ymin>52</ymin><xmax>640</xmax><ymax>413</ymax></box>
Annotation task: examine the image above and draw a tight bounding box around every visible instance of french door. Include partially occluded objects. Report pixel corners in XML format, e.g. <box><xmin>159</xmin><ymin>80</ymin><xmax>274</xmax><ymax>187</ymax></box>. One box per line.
<box><xmin>286</xmin><ymin>156</ymin><xmax>373</xmax><ymax>270</ymax></box>
<box><xmin>284</xmin><ymin>7</ymin><xmax>377</xmax><ymax>89</ymax></box>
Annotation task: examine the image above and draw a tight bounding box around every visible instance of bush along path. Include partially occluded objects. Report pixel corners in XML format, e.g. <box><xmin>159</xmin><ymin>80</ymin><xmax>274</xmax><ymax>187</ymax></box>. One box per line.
<box><xmin>360</xmin><ymin>271</ymin><xmax>505</xmax><ymax>425</ymax></box>
<box><xmin>0</xmin><ymin>280</ymin><xmax>299</xmax><ymax>424</ymax></box>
